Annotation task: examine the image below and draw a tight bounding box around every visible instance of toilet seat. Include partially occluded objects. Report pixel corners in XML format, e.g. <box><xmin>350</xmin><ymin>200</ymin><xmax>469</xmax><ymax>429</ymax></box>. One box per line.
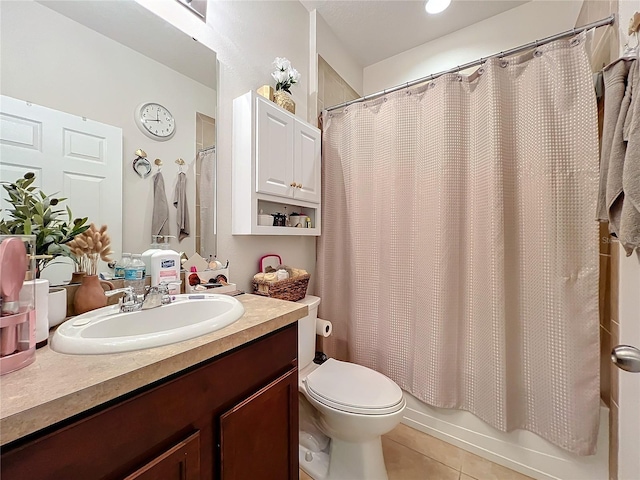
<box><xmin>303</xmin><ymin>359</ymin><xmax>404</xmax><ymax>415</ymax></box>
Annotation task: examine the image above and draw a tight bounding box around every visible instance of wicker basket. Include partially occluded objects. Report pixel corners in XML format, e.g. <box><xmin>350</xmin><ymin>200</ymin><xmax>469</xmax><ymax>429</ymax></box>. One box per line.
<box><xmin>252</xmin><ymin>273</ymin><xmax>310</xmax><ymax>302</ymax></box>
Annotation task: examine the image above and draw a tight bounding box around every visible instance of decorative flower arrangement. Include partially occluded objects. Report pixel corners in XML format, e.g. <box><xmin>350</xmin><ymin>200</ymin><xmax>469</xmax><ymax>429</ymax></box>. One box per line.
<box><xmin>272</xmin><ymin>57</ymin><xmax>301</xmax><ymax>94</ymax></box>
<box><xmin>66</xmin><ymin>223</ymin><xmax>114</xmax><ymax>276</ymax></box>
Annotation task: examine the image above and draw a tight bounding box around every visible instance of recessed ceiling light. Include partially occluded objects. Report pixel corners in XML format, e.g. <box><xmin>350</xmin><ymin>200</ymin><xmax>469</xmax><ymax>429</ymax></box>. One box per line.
<box><xmin>425</xmin><ymin>0</ymin><xmax>451</xmax><ymax>14</ymax></box>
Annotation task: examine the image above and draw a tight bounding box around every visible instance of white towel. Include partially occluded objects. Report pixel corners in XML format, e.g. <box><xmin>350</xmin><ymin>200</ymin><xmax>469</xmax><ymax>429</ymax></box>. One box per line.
<box><xmin>173</xmin><ymin>171</ymin><xmax>190</xmax><ymax>242</ymax></box>
<box><xmin>151</xmin><ymin>172</ymin><xmax>170</xmax><ymax>236</ymax></box>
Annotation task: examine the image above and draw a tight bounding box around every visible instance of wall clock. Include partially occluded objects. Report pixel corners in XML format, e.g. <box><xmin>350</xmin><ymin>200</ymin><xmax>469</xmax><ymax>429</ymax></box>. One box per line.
<box><xmin>135</xmin><ymin>102</ymin><xmax>176</xmax><ymax>141</ymax></box>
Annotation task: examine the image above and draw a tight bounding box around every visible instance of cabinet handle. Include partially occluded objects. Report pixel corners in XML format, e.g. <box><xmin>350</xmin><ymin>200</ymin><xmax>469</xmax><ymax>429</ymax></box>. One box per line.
<box><xmin>290</xmin><ymin>182</ymin><xmax>297</xmax><ymax>188</ymax></box>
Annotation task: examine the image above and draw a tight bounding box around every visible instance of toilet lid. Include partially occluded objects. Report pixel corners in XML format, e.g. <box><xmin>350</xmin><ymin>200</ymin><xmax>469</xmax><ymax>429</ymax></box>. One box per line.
<box><xmin>304</xmin><ymin>359</ymin><xmax>404</xmax><ymax>415</ymax></box>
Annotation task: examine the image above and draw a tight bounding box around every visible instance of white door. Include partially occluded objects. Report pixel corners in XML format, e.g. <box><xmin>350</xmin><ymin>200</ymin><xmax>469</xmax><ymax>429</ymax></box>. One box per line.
<box><xmin>0</xmin><ymin>95</ymin><xmax>122</xmax><ymax>285</ymax></box>
<box><xmin>255</xmin><ymin>97</ymin><xmax>294</xmax><ymax>199</ymax></box>
<box><xmin>614</xmin><ymin>251</ymin><xmax>640</xmax><ymax>480</ymax></box>
<box><xmin>293</xmin><ymin>121</ymin><xmax>321</xmax><ymax>204</ymax></box>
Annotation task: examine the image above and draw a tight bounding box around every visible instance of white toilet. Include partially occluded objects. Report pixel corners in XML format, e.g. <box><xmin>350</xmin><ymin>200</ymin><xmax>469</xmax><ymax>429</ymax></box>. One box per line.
<box><xmin>297</xmin><ymin>295</ymin><xmax>406</xmax><ymax>480</ymax></box>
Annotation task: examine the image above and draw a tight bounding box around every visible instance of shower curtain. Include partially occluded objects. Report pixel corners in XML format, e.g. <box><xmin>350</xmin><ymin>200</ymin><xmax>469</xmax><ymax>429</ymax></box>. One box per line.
<box><xmin>317</xmin><ymin>34</ymin><xmax>600</xmax><ymax>455</ymax></box>
<box><xmin>198</xmin><ymin>149</ymin><xmax>216</xmax><ymax>256</ymax></box>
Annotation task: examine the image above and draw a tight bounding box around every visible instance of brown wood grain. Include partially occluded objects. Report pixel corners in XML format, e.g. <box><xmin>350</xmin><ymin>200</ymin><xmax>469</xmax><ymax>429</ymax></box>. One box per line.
<box><xmin>1</xmin><ymin>324</ymin><xmax>298</xmax><ymax>480</ymax></box>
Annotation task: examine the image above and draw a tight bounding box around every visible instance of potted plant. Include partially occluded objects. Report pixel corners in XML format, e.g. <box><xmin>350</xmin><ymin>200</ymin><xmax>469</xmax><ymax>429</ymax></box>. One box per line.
<box><xmin>0</xmin><ymin>172</ymin><xmax>89</xmax><ymax>278</ymax></box>
<box><xmin>271</xmin><ymin>57</ymin><xmax>301</xmax><ymax>114</ymax></box>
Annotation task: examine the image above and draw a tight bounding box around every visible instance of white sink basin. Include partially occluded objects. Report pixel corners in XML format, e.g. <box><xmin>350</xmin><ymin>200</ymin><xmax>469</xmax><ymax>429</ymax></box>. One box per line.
<box><xmin>51</xmin><ymin>294</ymin><xmax>245</xmax><ymax>355</ymax></box>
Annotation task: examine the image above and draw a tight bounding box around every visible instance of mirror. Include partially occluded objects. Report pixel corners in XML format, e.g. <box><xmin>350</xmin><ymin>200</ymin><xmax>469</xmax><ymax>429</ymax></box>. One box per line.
<box><xmin>0</xmin><ymin>0</ymin><xmax>217</xmax><ymax>285</ymax></box>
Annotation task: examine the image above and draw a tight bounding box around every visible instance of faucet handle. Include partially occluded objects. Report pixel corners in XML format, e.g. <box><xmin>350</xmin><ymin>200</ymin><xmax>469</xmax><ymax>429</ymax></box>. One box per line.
<box><xmin>105</xmin><ymin>286</ymin><xmax>135</xmax><ymax>299</ymax></box>
<box><xmin>158</xmin><ymin>281</ymin><xmax>181</xmax><ymax>293</ymax></box>
<box><xmin>105</xmin><ymin>287</ymin><xmax>140</xmax><ymax>308</ymax></box>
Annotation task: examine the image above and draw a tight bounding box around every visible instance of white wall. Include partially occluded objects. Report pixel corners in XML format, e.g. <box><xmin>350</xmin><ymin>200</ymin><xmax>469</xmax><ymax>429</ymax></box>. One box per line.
<box><xmin>315</xmin><ymin>11</ymin><xmax>364</xmax><ymax>95</ymax></box>
<box><xmin>363</xmin><ymin>0</ymin><xmax>583</xmax><ymax>94</ymax></box>
<box><xmin>0</xmin><ymin>1</ymin><xmax>216</xmax><ymax>259</ymax></box>
<box><xmin>138</xmin><ymin>0</ymin><xmax>317</xmax><ymax>292</ymax></box>
<box><xmin>615</xmin><ymin>4</ymin><xmax>640</xmax><ymax>480</ymax></box>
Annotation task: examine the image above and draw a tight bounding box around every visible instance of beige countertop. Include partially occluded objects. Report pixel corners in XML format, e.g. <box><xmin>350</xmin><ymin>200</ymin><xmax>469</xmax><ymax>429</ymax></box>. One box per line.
<box><xmin>0</xmin><ymin>294</ymin><xmax>307</xmax><ymax>446</ymax></box>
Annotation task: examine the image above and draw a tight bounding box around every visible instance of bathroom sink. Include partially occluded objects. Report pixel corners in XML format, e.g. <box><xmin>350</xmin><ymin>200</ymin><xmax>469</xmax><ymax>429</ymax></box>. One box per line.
<box><xmin>51</xmin><ymin>294</ymin><xmax>245</xmax><ymax>355</ymax></box>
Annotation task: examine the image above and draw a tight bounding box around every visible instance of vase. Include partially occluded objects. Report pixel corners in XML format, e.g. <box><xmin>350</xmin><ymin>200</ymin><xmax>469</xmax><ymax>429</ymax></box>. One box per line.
<box><xmin>273</xmin><ymin>90</ymin><xmax>296</xmax><ymax>114</ymax></box>
<box><xmin>70</xmin><ymin>271</ymin><xmax>86</xmax><ymax>284</ymax></box>
<box><xmin>73</xmin><ymin>275</ymin><xmax>114</xmax><ymax>315</ymax></box>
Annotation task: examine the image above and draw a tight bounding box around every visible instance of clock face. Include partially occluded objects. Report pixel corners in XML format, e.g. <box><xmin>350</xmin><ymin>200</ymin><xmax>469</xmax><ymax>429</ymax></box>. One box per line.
<box><xmin>136</xmin><ymin>103</ymin><xmax>176</xmax><ymax>140</ymax></box>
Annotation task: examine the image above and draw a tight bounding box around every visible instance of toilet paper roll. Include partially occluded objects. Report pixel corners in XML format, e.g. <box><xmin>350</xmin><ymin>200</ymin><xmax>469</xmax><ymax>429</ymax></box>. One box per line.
<box><xmin>315</xmin><ymin>319</ymin><xmax>332</xmax><ymax>337</ymax></box>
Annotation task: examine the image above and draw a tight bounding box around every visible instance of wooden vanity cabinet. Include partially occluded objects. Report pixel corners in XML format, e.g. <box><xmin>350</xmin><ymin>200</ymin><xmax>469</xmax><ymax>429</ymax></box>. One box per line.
<box><xmin>1</xmin><ymin>323</ymin><xmax>299</xmax><ymax>480</ymax></box>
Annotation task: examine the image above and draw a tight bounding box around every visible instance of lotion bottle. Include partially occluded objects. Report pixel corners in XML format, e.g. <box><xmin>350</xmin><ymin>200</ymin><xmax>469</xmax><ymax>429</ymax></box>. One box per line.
<box><xmin>141</xmin><ymin>235</ymin><xmax>163</xmax><ymax>276</ymax></box>
<box><xmin>150</xmin><ymin>236</ymin><xmax>181</xmax><ymax>293</ymax></box>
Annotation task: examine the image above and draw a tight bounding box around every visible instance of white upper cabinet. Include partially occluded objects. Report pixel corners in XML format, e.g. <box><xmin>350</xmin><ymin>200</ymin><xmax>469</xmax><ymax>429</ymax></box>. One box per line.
<box><xmin>254</xmin><ymin>96</ymin><xmax>320</xmax><ymax>203</ymax></box>
<box><xmin>232</xmin><ymin>91</ymin><xmax>321</xmax><ymax>236</ymax></box>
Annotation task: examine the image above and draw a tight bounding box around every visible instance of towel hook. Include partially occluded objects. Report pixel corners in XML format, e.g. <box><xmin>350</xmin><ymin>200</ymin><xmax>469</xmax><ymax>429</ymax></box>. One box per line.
<box><xmin>175</xmin><ymin>158</ymin><xmax>186</xmax><ymax>173</ymax></box>
<box><xmin>132</xmin><ymin>149</ymin><xmax>151</xmax><ymax>179</ymax></box>
<box><xmin>154</xmin><ymin>158</ymin><xmax>163</xmax><ymax>172</ymax></box>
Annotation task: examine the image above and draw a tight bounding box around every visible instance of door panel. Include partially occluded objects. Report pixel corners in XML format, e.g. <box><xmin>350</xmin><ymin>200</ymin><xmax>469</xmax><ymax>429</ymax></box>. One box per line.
<box><xmin>219</xmin><ymin>368</ymin><xmax>298</xmax><ymax>480</ymax></box>
<box><xmin>294</xmin><ymin>122</ymin><xmax>320</xmax><ymax>204</ymax></box>
<box><xmin>255</xmin><ymin>98</ymin><xmax>294</xmax><ymax>199</ymax></box>
<box><xmin>124</xmin><ymin>431</ymin><xmax>200</xmax><ymax>480</ymax></box>
<box><xmin>0</xmin><ymin>95</ymin><xmax>122</xmax><ymax>285</ymax></box>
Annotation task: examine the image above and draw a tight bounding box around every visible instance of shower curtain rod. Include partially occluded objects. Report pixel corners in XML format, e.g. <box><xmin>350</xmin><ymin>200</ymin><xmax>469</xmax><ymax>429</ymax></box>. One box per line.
<box><xmin>325</xmin><ymin>14</ymin><xmax>616</xmax><ymax>112</ymax></box>
<box><xmin>198</xmin><ymin>145</ymin><xmax>215</xmax><ymax>154</ymax></box>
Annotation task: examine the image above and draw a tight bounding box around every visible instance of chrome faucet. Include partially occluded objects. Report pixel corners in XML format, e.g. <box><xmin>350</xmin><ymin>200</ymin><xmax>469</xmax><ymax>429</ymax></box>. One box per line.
<box><xmin>141</xmin><ymin>282</ymin><xmax>176</xmax><ymax>310</ymax></box>
<box><xmin>105</xmin><ymin>286</ymin><xmax>143</xmax><ymax>313</ymax></box>
<box><xmin>104</xmin><ymin>282</ymin><xmax>179</xmax><ymax>313</ymax></box>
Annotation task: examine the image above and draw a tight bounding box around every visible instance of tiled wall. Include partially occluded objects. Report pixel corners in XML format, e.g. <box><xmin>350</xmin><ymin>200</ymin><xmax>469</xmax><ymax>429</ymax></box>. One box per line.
<box><xmin>315</xmin><ymin>56</ymin><xmax>359</xmax><ymax>355</ymax></box>
<box><xmin>195</xmin><ymin>112</ymin><xmax>216</xmax><ymax>255</ymax></box>
<box><xmin>317</xmin><ymin>55</ymin><xmax>360</xmax><ymax>127</ymax></box>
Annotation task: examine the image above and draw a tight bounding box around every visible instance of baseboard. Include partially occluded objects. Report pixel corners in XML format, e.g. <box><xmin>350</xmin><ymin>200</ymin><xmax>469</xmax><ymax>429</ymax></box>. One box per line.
<box><xmin>401</xmin><ymin>392</ymin><xmax>609</xmax><ymax>480</ymax></box>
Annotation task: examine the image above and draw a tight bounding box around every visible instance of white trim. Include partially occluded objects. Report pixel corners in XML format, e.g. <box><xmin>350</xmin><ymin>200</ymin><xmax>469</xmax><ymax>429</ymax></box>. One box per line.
<box><xmin>401</xmin><ymin>392</ymin><xmax>609</xmax><ymax>480</ymax></box>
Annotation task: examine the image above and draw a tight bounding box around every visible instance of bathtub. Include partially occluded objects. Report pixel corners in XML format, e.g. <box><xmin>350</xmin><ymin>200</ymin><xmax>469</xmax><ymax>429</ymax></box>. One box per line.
<box><xmin>401</xmin><ymin>392</ymin><xmax>609</xmax><ymax>480</ymax></box>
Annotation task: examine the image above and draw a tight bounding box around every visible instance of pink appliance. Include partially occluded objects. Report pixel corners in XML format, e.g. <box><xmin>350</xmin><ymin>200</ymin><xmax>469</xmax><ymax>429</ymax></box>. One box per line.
<box><xmin>0</xmin><ymin>235</ymin><xmax>36</xmax><ymax>375</ymax></box>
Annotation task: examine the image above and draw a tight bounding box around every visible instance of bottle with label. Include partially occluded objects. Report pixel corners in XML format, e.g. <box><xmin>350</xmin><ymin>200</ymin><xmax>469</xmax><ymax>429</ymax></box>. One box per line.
<box><xmin>150</xmin><ymin>236</ymin><xmax>181</xmax><ymax>294</ymax></box>
<box><xmin>124</xmin><ymin>254</ymin><xmax>146</xmax><ymax>295</ymax></box>
<box><xmin>141</xmin><ymin>236</ymin><xmax>163</xmax><ymax>276</ymax></box>
<box><xmin>114</xmin><ymin>253</ymin><xmax>131</xmax><ymax>279</ymax></box>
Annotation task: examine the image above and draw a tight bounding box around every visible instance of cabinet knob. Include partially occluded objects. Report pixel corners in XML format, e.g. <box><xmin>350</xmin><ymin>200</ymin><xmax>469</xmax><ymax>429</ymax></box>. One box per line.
<box><xmin>290</xmin><ymin>182</ymin><xmax>298</xmax><ymax>188</ymax></box>
<box><xmin>297</xmin><ymin>184</ymin><xmax>303</xmax><ymax>189</ymax></box>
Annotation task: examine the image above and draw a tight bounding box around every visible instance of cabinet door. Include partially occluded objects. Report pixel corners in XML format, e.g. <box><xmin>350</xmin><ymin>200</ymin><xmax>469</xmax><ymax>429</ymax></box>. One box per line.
<box><xmin>256</xmin><ymin>98</ymin><xmax>294</xmax><ymax>199</ymax></box>
<box><xmin>220</xmin><ymin>368</ymin><xmax>298</xmax><ymax>480</ymax></box>
<box><xmin>124</xmin><ymin>431</ymin><xmax>200</xmax><ymax>480</ymax></box>
<box><xmin>293</xmin><ymin>121</ymin><xmax>321</xmax><ymax>204</ymax></box>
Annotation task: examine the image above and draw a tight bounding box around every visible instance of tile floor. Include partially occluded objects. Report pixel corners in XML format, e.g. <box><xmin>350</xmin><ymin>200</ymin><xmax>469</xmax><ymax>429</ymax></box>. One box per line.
<box><xmin>299</xmin><ymin>423</ymin><xmax>534</xmax><ymax>480</ymax></box>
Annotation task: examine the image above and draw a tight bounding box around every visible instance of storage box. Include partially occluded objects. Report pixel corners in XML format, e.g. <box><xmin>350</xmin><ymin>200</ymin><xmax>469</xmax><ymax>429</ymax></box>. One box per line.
<box><xmin>185</xmin><ymin>268</ymin><xmax>233</xmax><ymax>293</ymax></box>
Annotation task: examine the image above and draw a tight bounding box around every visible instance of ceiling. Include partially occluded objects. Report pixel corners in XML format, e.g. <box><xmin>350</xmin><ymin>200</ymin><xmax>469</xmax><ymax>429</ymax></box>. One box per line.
<box><xmin>39</xmin><ymin>0</ymin><xmax>217</xmax><ymax>89</ymax></box>
<box><xmin>301</xmin><ymin>0</ymin><xmax>530</xmax><ymax>67</ymax></box>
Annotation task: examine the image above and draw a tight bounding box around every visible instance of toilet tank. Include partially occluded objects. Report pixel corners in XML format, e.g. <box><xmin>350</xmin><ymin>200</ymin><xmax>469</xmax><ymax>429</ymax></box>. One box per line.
<box><xmin>296</xmin><ymin>295</ymin><xmax>321</xmax><ymax>368</ymax></box>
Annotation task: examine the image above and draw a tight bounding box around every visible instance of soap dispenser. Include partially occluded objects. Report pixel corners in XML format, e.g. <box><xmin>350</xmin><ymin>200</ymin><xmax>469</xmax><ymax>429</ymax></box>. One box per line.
<box><xmin>141</xmin><ymin>235</ymin><xmax>163</xmax><ymax>275</ymax></box>
<box><xmin>150</xmin><ymin>236</ymin><xmax>181</xmax><ymax>293</ymax></box>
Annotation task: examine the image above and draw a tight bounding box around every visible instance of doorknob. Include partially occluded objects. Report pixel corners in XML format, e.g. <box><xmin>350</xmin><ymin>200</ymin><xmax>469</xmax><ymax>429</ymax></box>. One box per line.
<box><xmin>611</xmin><ymin>345</ymin><xmax>640</xmax><ymax>372</ymax></box>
